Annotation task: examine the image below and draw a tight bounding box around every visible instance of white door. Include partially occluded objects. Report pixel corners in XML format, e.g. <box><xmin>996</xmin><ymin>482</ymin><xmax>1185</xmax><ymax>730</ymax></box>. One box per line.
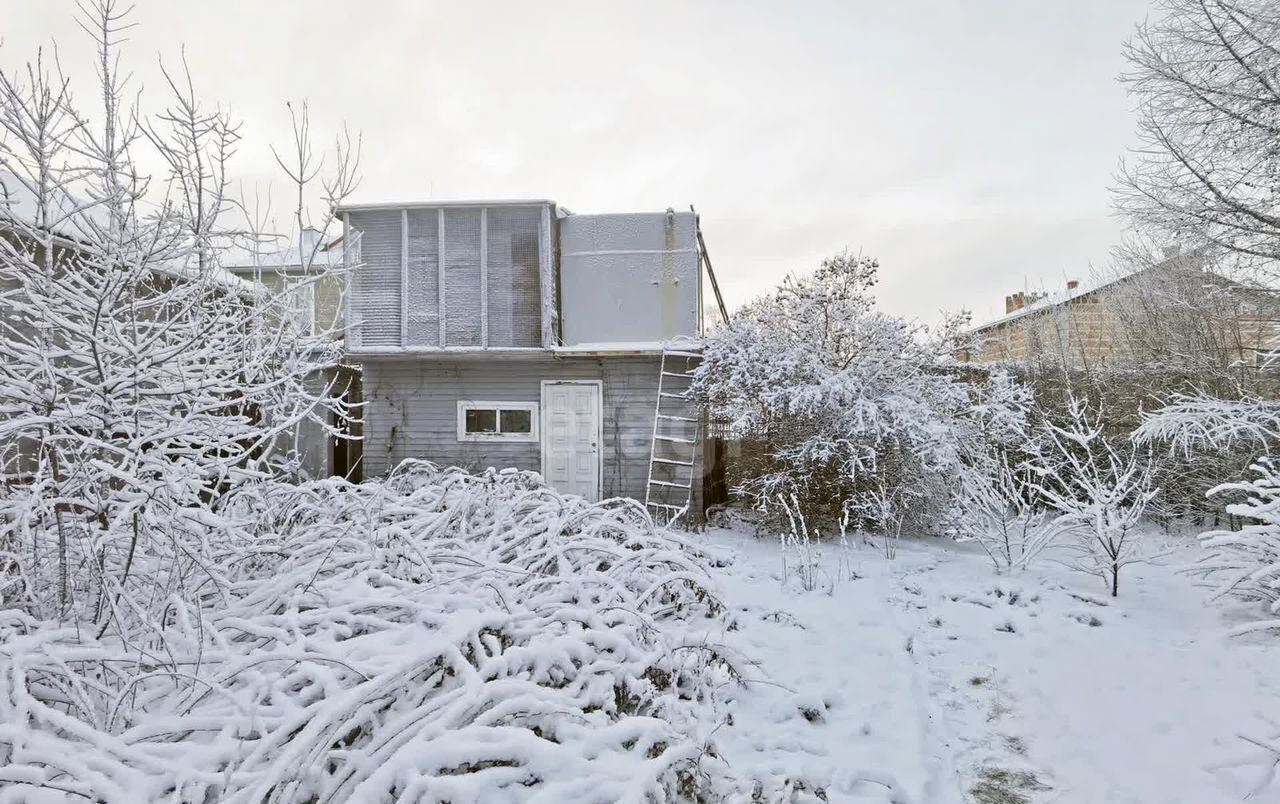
<box><xmin>540</xmin><ymin>381</ymin><xmax>602</xmax><ymax>501</ymax></box>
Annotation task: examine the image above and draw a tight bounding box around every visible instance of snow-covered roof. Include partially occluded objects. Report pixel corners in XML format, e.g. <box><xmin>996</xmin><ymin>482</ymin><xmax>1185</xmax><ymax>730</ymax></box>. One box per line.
<box><xmin>221</xmin><ymin>233</ymin><xmax>344</xmax><ymax>273</ymax></box>
<box><xmin>968</xmin><ymin>278</ymin><xmax>1108</xmax><ymax>334</ymax></box>
<box><xmin>966</xmin><ymin>251</ymin><xmax>1228</xmax><ymax>335</ymax></box>
<box><xmin>0</xmin><ymin>171</ymin><xmax>111</xmax><ymax>246</ymax></box>
<box><xmin>335</xmin><ymin>198</ymin><xmax>557</xmax><ymax>213</ymax></box>
<box><xmin>0</xmin><ymin>171</ymin><xmax>255</xmax><ymax>291</ymax></box>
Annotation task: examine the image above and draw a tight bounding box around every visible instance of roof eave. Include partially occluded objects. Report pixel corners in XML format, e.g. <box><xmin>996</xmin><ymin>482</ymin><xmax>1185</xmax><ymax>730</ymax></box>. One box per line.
<box><xmin>335</xmin><ymin>198</ymin><xmax>558</xmax><ymax>214</ymax></box>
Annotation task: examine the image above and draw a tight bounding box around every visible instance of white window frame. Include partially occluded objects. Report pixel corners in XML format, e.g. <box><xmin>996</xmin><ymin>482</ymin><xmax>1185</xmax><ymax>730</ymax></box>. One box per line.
<box><xmin>457</xmin><ymin>400</ymin><xmax>539</xmax><ymax>442</ymax></box>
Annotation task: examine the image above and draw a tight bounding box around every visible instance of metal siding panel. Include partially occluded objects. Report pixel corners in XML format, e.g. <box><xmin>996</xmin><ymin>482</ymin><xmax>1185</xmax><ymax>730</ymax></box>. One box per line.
<box><xmin>405</xmin><ymin>209</ymin><xmax>440</xmax><ymax>346</ymax></box>
<box><xmin>348</xmin><ymin>210</ymin><xmax>403</xmax><ymax>348</ymax></box>
<box><xmin>486</xmin><ymin>206</ymin><xmax>542</xmax><ymax>348</ymax></box>
<box><xmin>443</xmin><ymin>208</ymin><xmax>483</xmax><ymax>347</ymax></box>
<box><xmin>559</xmin><ymin>212</ymin><xmax>699</xmax><ymax>346</ymax></box>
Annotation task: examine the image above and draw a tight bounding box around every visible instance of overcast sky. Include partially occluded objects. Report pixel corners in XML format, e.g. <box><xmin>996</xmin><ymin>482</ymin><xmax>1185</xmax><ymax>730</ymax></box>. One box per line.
<box><xmin>3</xmin><ymin>1</ymin><xmax>1154</xmax><ymax>324</ymax></box>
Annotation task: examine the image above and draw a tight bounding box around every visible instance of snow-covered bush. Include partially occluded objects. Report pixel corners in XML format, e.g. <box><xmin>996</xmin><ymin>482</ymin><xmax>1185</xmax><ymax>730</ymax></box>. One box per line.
<box><xmin>956</xmin><ymin>445</ymin><xmax>1064</xmax><ymax>573</ymax></box>
<box><xmin>1137</xmin><ymin>395</ymin><xmax>1280</xmax><ymax>624</ymax></box>
<box><xmin>1033</xmin><ymin>401</ymin><xmax>1158</xmax><ymax>597</ymax></box>
<box><xmin>696</xmin><ymin>252</ymin><xmax>1029</xmax><ymax>540</ymax></box>
<box><xmin>0</xmin><ymin>462</ymin><xmax>744</xmax><ymax>802</ymax></box>
<box><xmin>1193</xmin><ymin>459</ymin><xmax>1280</xmax><ymax>633</ymax></box>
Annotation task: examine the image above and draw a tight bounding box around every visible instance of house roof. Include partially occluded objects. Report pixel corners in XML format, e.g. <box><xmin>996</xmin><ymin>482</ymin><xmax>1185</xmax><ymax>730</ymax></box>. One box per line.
<box><xmin>968</xmin><ymin>278</ymin><xmax>1109</xmax><ymax>334</ymax></box>
<box><xmin>965</xmin><ymin>250</ymin><xmax>1234</xmax><ymax>335</ymax></box>
<box><xmin>221</xmin><ymin>233</ymin><xmax>345</xmax><ymax>272</ymax></box>
<box><xmin>335</xmin><ymin>198</ymin><xmax>558</xmax><ymax>214</ymax></box>
<box><xmin>0</xmin><ymin>171</ymin><xmax>111</xmax><ymax>247</ymax></box>
<box><xmin>0</xmin><ymin>171</ymin><xmax>256</xmax><ymax>291</ymax></box>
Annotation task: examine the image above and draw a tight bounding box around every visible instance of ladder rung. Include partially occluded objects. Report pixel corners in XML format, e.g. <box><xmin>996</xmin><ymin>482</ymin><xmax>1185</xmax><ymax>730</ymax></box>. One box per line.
<box><xmin>649</xmin><ymin>480</ymin><xmax>691</xmax><ymax>489</ymax></box>
<box><xmin>663</xmin><ymin>350</ymin><xmax>702</xmax><ymax>358</ymax></box>
<box><xmin>652</xmin><ymin>457</ymin><xmax>694</xmax><ymax>467</ymax></box>
<box><xmin>657</xmin><ymin>414</ymin><xmax>697</xmax><ymax>422</ymax></box>
<box><xmin>648</xmin><ymin>502</ymin><xmax>687</xmax><ymax>511</ymax></box>
<box><xmin>655</xmin><ymin>435</ymin><xmax>696</xmax><ymax>444</ymax></box>
<box><xmin>661</xmin><ymin>371</ymin><xmax>696</xmax><ymax>379</ymax></box>
<box><xmin>659</xmin><ymin>392</ymin><xmax>689</xmax><ymax>400</ymax></box>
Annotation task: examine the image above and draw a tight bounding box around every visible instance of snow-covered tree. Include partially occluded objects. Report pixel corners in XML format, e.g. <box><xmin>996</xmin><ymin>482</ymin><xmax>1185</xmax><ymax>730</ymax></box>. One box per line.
<box><xmin>695</xmin><ymin>252</ymin><xmax>1029</xmax><ymax>539</ymax></box>
<box><xmin>1034</xmin><ymin>400</ymin><xmax>1159</xmax><ymax>597</ymax></box>
<box><xmin>1117</xmin><ymin>0</ymin><xmax>1280</xmax><ymax>276</ymax></box>
<box><xmin>0</xmin><ymin>0</ymin><xmax>356</xmax><ymax>642</ymax></box>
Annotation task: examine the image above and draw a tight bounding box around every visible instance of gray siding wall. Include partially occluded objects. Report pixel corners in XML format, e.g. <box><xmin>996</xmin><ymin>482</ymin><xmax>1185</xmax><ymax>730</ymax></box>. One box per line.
<box><xmin>360</xmin><ymin>355</ymin><xmax>703</xmax><ymax>516</ymax></box>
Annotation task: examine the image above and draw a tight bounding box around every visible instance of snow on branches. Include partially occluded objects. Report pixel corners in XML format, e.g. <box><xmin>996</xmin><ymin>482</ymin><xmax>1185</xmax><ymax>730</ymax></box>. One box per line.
<box><xmin>1033</xmin><ymin>400</ymin><xmax>1158</xmax><ymax>597</ymax></box>
<box><xmin>0</xmin><ymin>0</ymin><xmax>356</xmax><ymax>639</ymax></box>
<box><xmin>1135</xmin><ymin>393</ymin><xmax>1280</xmax><ymax>456</ymax></box>
<box><xmin>695</xmin><ymin>251</ymin><xmax>1031</xmax><ymax>539</ymax></box>
<box><xmin>0</xmin><ymin>462</ymin><xmax>743</xmax><ymax>803</ymax></box>
<box><xmin>1138</xmin><ymin>395</ymin><xmax>1280</xmax><ymax>624</ymax></box>
<box><xmin>1196</xmin><ymin>459</ymin><xmax>1280</xmax><ymax>634</ymax></box>
<box><xmin>1118</xmin><ymin>0</ymin><xmax>1280</xmax><ymax>272</ymax></box>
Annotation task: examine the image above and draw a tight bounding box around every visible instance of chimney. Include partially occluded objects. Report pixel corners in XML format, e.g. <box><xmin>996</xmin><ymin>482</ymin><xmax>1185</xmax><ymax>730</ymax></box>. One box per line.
<box><xmin>1066</xmin><ymin>279</ymin><xmax>1079</xmax><ymax>292</ymax></box>
<box><xmin>1005</xmin><ymin>292</ymin><xmax>1025</xmax><ymax>314</ymax></box>
<box><xmin>299</xmin><ymin>226</ymin><xmax>323</xmax><ymax>257</ymax></box>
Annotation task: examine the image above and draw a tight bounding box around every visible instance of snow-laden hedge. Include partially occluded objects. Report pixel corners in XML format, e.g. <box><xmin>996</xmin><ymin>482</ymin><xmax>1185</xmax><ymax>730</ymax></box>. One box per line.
<box><xmin>0</xmin><ymin>462</ymin><xmax>740</xmax><ymax>803</ymax></box>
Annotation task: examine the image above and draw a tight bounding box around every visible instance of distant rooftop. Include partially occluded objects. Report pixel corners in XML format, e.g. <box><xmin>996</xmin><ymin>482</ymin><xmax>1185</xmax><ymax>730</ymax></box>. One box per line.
<box><xmin>967</xmin><ymin>249</ymin><xmax>1211</xmax><ymax>334</ymax></box>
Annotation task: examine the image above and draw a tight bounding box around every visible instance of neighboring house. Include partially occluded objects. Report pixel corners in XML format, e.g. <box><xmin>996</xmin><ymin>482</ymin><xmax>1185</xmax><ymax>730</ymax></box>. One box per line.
<box><xmin>958</xmin><ymin>251</ymin><xmax>1280</xmax><ymax>371</ymax></box>
<box><xmin>0</xmin><ymin>173</ymin><xmax>269</xmax><ymax>480</ymax></box>
<box><xmin>221</xmin><ymin>227</ymin><xmax>362</xmax><ymax>481</ymax></box>
<box><xmin>338</xmin><ymin>199</ymin><xmax>710</xmax><ymax>522</ymax></box>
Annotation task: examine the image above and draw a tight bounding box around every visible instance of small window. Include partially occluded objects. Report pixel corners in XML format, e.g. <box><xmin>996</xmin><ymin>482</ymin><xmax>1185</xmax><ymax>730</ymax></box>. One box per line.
<box><xmin>457</xmin><ymin>401</ymin><xmax>538</xmax><ymax>442</ymax></box>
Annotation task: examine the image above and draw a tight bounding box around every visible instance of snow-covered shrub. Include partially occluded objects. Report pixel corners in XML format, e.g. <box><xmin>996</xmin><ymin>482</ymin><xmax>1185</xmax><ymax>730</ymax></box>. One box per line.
<box><xmin>951</xmin><ymin>369</ymin><xmax>1061</xmax><ymax>572</ymax></box>
<box><xmin>0</xmin><ymin>461</ymin><xmax>744</xmax><ymax>802</ymax></box>
<box><xmin>695</xmin><ymin>252</ymin><xmax>1028</xmax><ymax>540</ymax></box>
<box><xmin>956</xmin><ymin>445</ymin><xmax>1064</xmax><ymax>573</ymax></box>
<box><xmin>1137</xmin><ymin>394</ymin><xmax>1280</xmax><ymax>627</ymax></box>
<box><xmin>1033</xmin><ymin>401</ymin><xmax>1158</xmax><ymax>597</ymax></box>
<box><xmin>1194</xmin><ymin>459</ymin><xmax>1280</xmax><ymax>633</ymax></box>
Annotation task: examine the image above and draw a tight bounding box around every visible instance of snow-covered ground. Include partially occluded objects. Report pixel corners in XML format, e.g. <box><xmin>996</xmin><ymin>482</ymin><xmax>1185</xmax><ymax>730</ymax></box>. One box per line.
<box><xmin>702</xmin><ymin>525</ymin><xmax>1280</xmax><ymax>803</ymax></box>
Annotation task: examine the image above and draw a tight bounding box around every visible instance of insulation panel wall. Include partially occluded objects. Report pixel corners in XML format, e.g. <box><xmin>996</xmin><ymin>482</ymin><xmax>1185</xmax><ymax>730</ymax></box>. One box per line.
<box><xmin>345</xmin><ymin>203</ymin><xmax>547</xmax><ymax>351</ymax></box>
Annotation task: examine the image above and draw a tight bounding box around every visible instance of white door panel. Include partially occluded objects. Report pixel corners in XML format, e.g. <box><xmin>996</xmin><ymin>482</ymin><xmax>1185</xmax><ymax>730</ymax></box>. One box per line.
<box><xmin>540</xmin><ymin>381</ymin><xmax>601</xmax><ymax>501</ymax></box>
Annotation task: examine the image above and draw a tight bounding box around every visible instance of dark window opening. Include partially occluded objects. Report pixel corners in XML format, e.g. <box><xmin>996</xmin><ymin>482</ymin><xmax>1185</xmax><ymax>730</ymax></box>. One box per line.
<box><xmin>465</xmin><ymin>408</ymin><xmax>498</xmax><ymax>434</ymax></box>
<box><xmin>500</xmin><ymin>408</ymin><xmax>532</xmax><ymax>434</ymax></box>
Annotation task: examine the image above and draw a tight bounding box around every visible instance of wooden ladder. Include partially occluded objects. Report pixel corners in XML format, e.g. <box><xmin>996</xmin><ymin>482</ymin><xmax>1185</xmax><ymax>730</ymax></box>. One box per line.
<box><xmin>645</xmin><ymin>346</ymin><xmax>702</xmax><ymax>526</ymax></box>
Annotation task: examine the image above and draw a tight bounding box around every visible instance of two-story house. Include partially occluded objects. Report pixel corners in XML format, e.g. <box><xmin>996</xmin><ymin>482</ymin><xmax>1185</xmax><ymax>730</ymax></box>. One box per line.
<box><xmin>338</xmin><ymin>199</ymin><xmax>711</xmax><ymax>523</ymax></box>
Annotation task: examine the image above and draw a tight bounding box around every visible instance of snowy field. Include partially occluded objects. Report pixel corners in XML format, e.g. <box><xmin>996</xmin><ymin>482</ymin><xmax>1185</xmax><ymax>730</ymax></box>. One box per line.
<box><xmin>702</xmin><ymin>525</ymin><xmax>1280</xmax><ymax>804</ymax></box>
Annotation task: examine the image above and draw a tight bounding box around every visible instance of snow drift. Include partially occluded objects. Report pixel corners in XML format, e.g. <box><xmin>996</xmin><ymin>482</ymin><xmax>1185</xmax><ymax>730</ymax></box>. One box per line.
<box><xmin>0</xmin><ymin>462</ymin><xmax>739</xmax><ymax>803</ymax></box>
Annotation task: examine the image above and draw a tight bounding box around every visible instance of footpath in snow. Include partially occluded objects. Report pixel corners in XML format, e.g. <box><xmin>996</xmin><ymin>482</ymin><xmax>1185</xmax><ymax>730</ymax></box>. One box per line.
<box><xmin>702</xmin><ymin>526</ymin><xmax>1280</xmax><ymax>804</ymax></box>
